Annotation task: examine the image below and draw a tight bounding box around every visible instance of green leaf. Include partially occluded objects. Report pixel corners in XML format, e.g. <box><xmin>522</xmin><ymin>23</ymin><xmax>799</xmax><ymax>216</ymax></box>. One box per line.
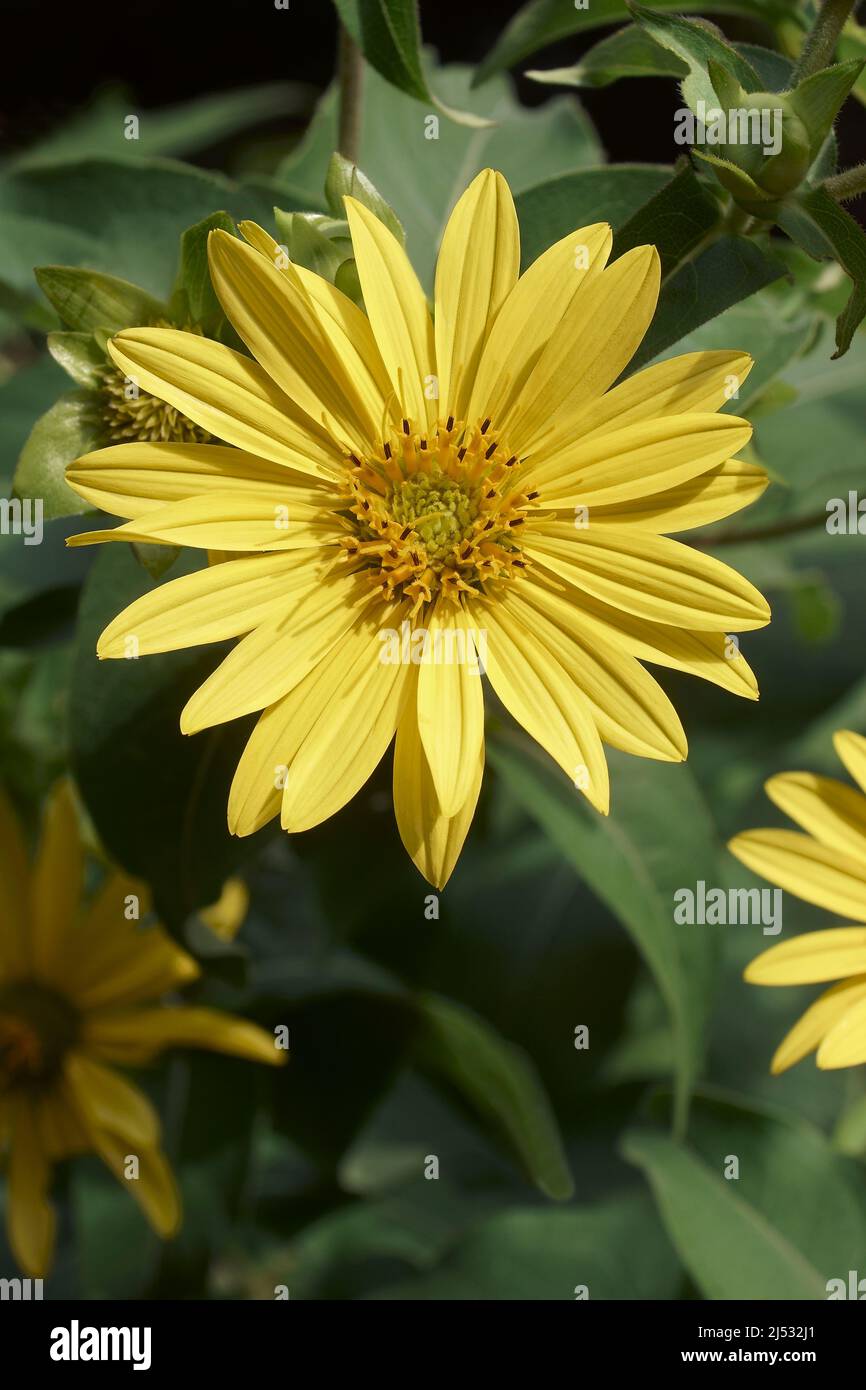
<box><xmin>368</xmin><ymin>1194</ymin><xmax>682</xmax><ymax>1300</ymax></box>
<box><xmin>414</xmin><ymin>992</ymin><xmax>573</xmax><ymax>1200</ymax></box>
<box><xmin>777</xmin><ymin>185</ymin><xmax>866</xmax><ymax>357</ymax></box>
<box><xmin>0</xmin><ymin>158</ymin><xmax>289</xmax><ymax>301</ymax></box>
<box><xmin>46</xmin><ymin>331</ymin><xmax>107</xmax><ymax>389</ymax></box>
<box><xmin>628</xmin><ymin>2</ymin><xmax>762</xmax><ymax>113</ymax></box>
<box><xmin>274</xmin><ymin>210</ymin><xmax>345</xmax><ymax>281</ymax></box>
<box><xmin>488</xmin><ymin>732</ymin><xmax>721</xmax><ymax>1134</ymax></box>
<box><xmin>7</xmin><ymin>82</ymin><xmax>312</xmax><ymax>172</ymax></box>
<box><xmin>324</xmin><ymin>153</ymin><xmax>405</xmax><ymax>243</ymax></box>
<box><xmin>170</xmin><ymin>211</ymin><xmax>236</xmax><ymax>336</ymax></box>
<box><xmin>69</xmin><ymin>546</ymin><xmax>272</xmax><ymax>927</ymax></box>
<box><xmin>34</xmin><ymin>265</ymin><xmax>169</xmax><ymax>334</ymax></box>
<box><xmin>612</xmin><ymin>161</ymin><xmax>722</xmax><ymax>277</ymax></box>
<box><xmin>624</xmin><ymin>1091</ymin><xmax>866</xmax><ymax>1299</ymax></box>
<box><xmin>526</xmin><ymin>24</ymin><xmax>688</xmax><ymax>90</ymax></box>
<box><xmin>473</xmin><ymin>0</ymin><xmax>789</xmax><ymax>87</ymax></box>
<box><xmin>788</xmin><ymin>58</ymin><xmax>865</xmax><ymax>162</ymax></box>
<box><xmin>629</xmin><ymin>234</ymin><xmax>787</xmax><ymax>371</ymax></box>
<box><xmin>333</xmin><ymin>0</ymin><xmax>492</xmax><ymax>126</ymax></box>
<box><xmin>13</xmin><ymin>392</ymin><xmax>101</xmax><ymax>520</ymax></box>
<box><xmin>277</xmin><ymin>58</ymin><xmax>601</xmax><ymax>287</ymax></box>
<box><xmin>515</xmin><ymin>164</ymin><xmax>672</xmax><ymax>269</ymax></box>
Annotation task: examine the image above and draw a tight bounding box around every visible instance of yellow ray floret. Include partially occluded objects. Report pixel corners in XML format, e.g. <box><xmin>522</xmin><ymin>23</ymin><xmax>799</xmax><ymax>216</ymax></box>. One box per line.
<box><xmin>730</xmin><ymin>731</ymin><xmax>866</xmax><ymax>1073</ymax></box>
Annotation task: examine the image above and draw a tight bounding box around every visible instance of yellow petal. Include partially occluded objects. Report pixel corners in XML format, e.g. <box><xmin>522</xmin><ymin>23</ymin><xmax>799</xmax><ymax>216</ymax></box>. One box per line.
<box><xmin>393</xmin><ymin>670</ymin><xmax>484</xmax><ymax>889</ymax></box>
<box><xmin>541</xmin><ymin>349</ymin><xmax>754</xmax><ymax>463</ymax></box>
<box><xmin>281</xmin><ymin>607</ymin><xmax>412</xmax><ymax>832</ymax></box>
<box><xmin>108</xmin><ymin>328</ymin><xmax>341</xmax><ymax>478</ymax></box>
<box><xmin>503</xmin><ymin>584</ymin><xmax>686</xmax><ymax>762</ymax></box>
<box><xmin>589</xmin><ymin>459</ymin><xmax>769</xmax><ymax>533</ymax></box>
<box><xmin>768</xmin><ymin>977</ymin><xmax>866</xmax><ymax>1073</ymax></box>
<box><xmin>745</xmin><ymin>927</ymin><xmax>866</xmax><ymax>985</ymax></box>
<box><xmin>68</xmin><ymin>490</ymin><xmax>339</xmax><ymax>554</ymax></box>
<box><xmin>517</xmin><ymin>572</ymin><xmax>759</xmax><ymax>701</ymax></box>
<box><xmin>467</xmin><ymin>222</ymin><xmax>612</xmax><ymax>428</ymax></box>
<box><xmin>730</xmin><ymin>830</ymin><xmax>866</xmax><ymax>923</ymax></box>
<box><xmin>67</xmin><ymin>892</ymin><xmax>199</xmax><ymax>1012</ymax></box>
<box><xmin>525</xmin><ymin>522</ymin><xmax>771</xmax><ymax>631</ymax></box>
<box><xmin>30</xmin><ymin>780</ymin><xmax>82</xmax><ymax>985</ymax></box>
<box><xmin>63</xmin><ymin>1052</ymin><xmax>160</xmax><ymax>1148</ymax></box>
<box><xmin>434</xmin><ymin>169</ymin><xmax>519</xmax><ymax>421</ymax></box>
<box><xmin>765</xmin><ymin>771</ymin><xmax>866</xmax><ymax>866</ymax></box>
<box><xmin>0</xmin><ymin>786</ymin><xmax>30</xmax><ymax>981</ymax></box>
<box><xmin>81</xmin><ymin>1006</ymin><xmax>284</xmax><ymax>1067</ymax></box>
<box><xmin>6</xmin><ymin>1094</ymin><xmax>56</xmax><ymax>1277</ymax></box>
<box><xmin>239</xmin><ymin>218</ymin><xmax>398</xmax><ymax>434</ymax></box>
<box><xmin>468</xmin><ymin>593</ymin><xmax>609</xmax><ymax>812</ymax></box>
<box><xmin>66</xmin><ymin>441</ymin><xmax>331</xmax><ymax>520</ymax></box>
<box><xmin>525</xmin><ymin>412</ymin><xmax>752</xmax><ymax>509</ymax></box>
<box><xmin>834</xmin><ymin>729</ymin><xmax>866</xmax><ymax>795</ymax></box>
<box><xmin>199</xmin><ymin>878</ymin><xmax>249</xmax><ymax>941</ymax></box>
<box><xmin>180</xmin><ymin>571</ymin><xmax>374</xmax><ymax>734</ymax></box>
<box><xmin>344</xmin><ymin>196</ymin><xmax>437</xmax><ymax>428</ymax></box>
<box><xmin>208</xmin><ymin>229</ymin><xmax>386</xmax><ymax>448</ymax></box>
<box><xmin>817</xmin><ymin>993</ymin><xmax>866</xmax><ymax>1068</ymax></box>
<box><xmin>88</xmin><ymin>1128</ymin><xmax>181</xmax><ymax>1238</ymax></box>
<box><xmin>416</xmin><ymin>600</ymin><xmax>486</xmax><ymax>817</ymax></box>
<box><xmin>97</xmin><ymin>551</ymin><xmax>328</xmax><ymax>658</ymax></box>
<box><xmin>502</xmin><ymin>245</ymin><xmax>660</xmax><ymax>455</ymax></box>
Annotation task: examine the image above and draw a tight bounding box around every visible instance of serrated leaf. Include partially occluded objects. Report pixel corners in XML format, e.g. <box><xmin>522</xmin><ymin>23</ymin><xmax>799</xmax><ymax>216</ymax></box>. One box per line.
<box><xmin>612</xmin><ymin>161</ymin><xmax>721</xmax><ymax>277</ymax></box>
<box><xmin>628</xmin><ymin>2</ymin><xmax>762</xmax><ymax>113</ymax></box>
<box><xmin>334</xmin><ymin>0</ymin><xmax>492</xmax><ymax>126</ymax></box>
<box><xmin>414</xmin><ymin>992</ymin><xmax>574</xmax><ymax>1200</ymax></box>
<box><xmin>526</xmin><ymin>24</ymin><xmax>688</xmax><ymax>90</ymax></box>
<box><xmin>776</xmin><ymin>185</ymin><xmax>866</xmax><ymax>357</ymax></box>
<box><xmin>629</xmin><ymin>233</ymin><xmax>786</xmax><ymax>370</ymax></box>
<box><xmin>35</xmin><ymin>265</ymin><xmax>169</xmax><ymax>334</ymax></box>
<box><xmin>324</xmin><ymin>152</ymin><xmax>405</xmax><ymax>243</ymax></box>
<box><xmin>171</xmin><ymin>211</ymin><xmax>236</xmax><ymax>337</ymax></box>
<box><xmin>788</xmin><ymin>58</ymin><xmax>865</xmax><ymax>162</ymax></box>
<box><xmin>474</xmin><ymin>0</ymin><xmax>789</xmax><ymax>88</ymax></box>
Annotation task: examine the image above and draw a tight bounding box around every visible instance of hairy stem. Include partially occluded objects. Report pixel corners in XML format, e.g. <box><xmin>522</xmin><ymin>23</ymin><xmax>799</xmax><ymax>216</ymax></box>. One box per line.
<box><xmin>825</xmin><ymin>162</ymin><xmax>866</xmax><ymax>201</ymax></box>
<box><xmin>792</xmin><ymin>0</ymin><xmax>858</xmax><ymax>83</ymax></box>
<box><xmin>337</xmin><ymin>24</ymin><xmax>365</xmax><ymax>164</ymax></box>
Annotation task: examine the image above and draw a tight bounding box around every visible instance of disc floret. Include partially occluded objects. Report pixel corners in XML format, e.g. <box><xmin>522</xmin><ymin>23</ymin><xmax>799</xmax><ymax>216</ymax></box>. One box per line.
<box><xmin>340</xmin><ymin>417</ymin><xmax>537</xmax><ymax>613</ymax></box>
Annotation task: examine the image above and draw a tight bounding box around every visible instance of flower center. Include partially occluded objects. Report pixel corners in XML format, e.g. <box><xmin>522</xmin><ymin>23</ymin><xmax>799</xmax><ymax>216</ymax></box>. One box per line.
<box><xmin>101</xmin><ymin>321</ymin><xmax>212</xmax><ymax>446</ymax></box>
<box><xmin>339</xmin><ymin>417</ymin><xmax>538</xmax><ymax>612</ymax></box>
<box><xmin>0</xmin><ymin>982</ymin><xmax>79</xmax><ymax>1090</ymax></box>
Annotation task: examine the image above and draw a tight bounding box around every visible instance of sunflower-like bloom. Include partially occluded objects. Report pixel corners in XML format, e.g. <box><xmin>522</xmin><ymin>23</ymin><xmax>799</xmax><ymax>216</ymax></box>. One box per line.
<box><xmin>0</xmin><ymin>782</ymin><xmax>283</xmax><ymax>1277</ymax></box>
<box><xmin>730</xmin><ymin>731</ymin><xmax>866</xmax><ymax>1074</ymax></box>
<box><xmin>66</xmin><ymin>170</ymin><xmax>770</xmax><ymax>888</ymax></box>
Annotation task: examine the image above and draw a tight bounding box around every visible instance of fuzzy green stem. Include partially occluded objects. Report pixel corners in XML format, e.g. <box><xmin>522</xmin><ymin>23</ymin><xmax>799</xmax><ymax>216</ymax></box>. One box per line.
<box><xmin>337</xmin><ymin>25</ymin><xmax>365</xmax><ymax>164</ymax></box>
<box><xmin>825</xmin><ymin>162</ymin><xmax>866</xmax><ymax>201</ymax></box>
<box><xmin>792</xmin><ymin>0</ymin><xmax>858</xmax><ymax>82</ymax></box>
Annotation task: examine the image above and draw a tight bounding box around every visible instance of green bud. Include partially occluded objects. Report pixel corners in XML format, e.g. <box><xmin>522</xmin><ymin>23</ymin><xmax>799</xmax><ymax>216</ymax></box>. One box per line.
<box><xmin>719</xmin><ymin>92</ymin><xmax>812</xmax><ymax>200</ymax></box>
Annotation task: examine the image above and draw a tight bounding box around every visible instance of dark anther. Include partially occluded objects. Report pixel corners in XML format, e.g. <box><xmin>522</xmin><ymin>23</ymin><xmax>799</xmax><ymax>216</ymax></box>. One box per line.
<box><xmin>446</xmin><ymin>415</ymin><xmax>454</xmax><ymax>431</ymax></box>
<box><xmin>485</xmin><ymin>441</ymin><xmax>497</xmax><ymax>459</ymax></box>
<box><xmin>457</xmin><ymin>446</ymin><xmax>467</xmax><ymax>460</ymax></box>
<box><xmin>480</xmin><ymin>418</ymin><xmax>490</xmax><ymax>434</ymax></box>
<box><xmin>400</xmin><ymin>526</ymin><xmax>412</xmax><ymax>540</ymax></box>
<box><xmin>383</xmin><ymin>442</ymin><xmax>392</xmax><ymax>459</ymax></box>
<box><xmin>402</xmin><ymin>419</ymin><xmax>410</xmax><ymax>434</ymax></box>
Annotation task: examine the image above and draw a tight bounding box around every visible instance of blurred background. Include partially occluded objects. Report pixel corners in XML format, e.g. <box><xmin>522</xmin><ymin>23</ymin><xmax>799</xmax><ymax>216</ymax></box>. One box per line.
<box><xmin>1</xmin><ymin>0</ymin><xmax>866</xmax><ymax>1299</ymax></box>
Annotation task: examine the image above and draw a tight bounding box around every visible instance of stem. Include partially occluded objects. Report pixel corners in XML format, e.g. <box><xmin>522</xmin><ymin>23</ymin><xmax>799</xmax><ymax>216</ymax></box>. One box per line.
<box><xmin>337</xmin><ymin>24</ymin><xmax>364</xmax><ymax>164</ymax></box>
<box><xmin>792</xmin><ymin>0</ymin><xmax>858</xmax><ymax>83</ymax></box>
<box><xmin>696</xmin><ymin>508</ymin><xmax>829</xmax><ymax>548</ymax></box>
<box><xmin>825</xmin><ymin>162</ymin><xmax>866</xmax><ymax>201</ymax></box>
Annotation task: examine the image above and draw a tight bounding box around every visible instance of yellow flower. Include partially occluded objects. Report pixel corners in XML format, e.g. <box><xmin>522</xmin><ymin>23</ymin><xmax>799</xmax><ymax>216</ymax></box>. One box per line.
<box><xmin>0</xmin><ymin>781</ymin><xmax>283</xmax><ymax>1277</ymax></box>
<box><xmin>66</xmin><ymin>170</ymin><xmax>770</xmax><ymax>888</ymax></box>
<box><xmin>730</xmin><ymin>730</ymin><xmax>866</xmax><ymax>1075</ymax></box>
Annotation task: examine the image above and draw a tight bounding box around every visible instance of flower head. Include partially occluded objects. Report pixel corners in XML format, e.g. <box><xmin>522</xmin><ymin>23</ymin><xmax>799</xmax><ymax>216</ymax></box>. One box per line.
<box><xmin>730</xmin><ymin>730</ymin><xmax>866</xmax><ymax>1074</ymax></box>
<box><xmin>66</xmin><ymin>170</ymin><xmax>770</xmax><ymax>888</ymax></box>
<box><xmin>0</xmin><ymin>781</ymin><xmax>282</xmax><ymax>1277</ymax></box>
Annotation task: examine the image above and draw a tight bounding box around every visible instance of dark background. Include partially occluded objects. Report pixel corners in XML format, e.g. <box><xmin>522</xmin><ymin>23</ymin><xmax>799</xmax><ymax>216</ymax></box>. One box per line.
<box><xmin>2</xmin><ymin>0</ymin><xmax>864</xmax><ymax>184</ymax></box>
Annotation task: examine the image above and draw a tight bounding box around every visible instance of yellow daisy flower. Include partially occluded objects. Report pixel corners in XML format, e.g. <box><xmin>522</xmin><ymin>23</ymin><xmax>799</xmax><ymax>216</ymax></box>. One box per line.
<box><xmin>65</xmin><ymin>170</ymin><xmax>770</xmax><ymax>888</ymax></box>
<box><xmin>730</xmin><ymin>730</ymin><xmax>866</xmax><ymax>1074</ymax></box>
<box><xmin>0</xmin><ymin>781</ymin><xmax>283</xmax><ymax>1277</ymax></box>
